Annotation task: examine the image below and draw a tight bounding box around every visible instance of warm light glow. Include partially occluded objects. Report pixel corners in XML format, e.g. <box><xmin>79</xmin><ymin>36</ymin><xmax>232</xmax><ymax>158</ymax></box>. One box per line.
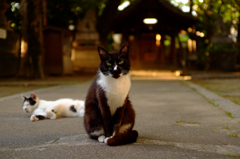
<box><xmin>192</xmin><ymin>40</ymin><xmax>196</xmax><ymax>52</ymax></box>
<box><xmin>72</xmin><ymin>41</ymin><xmax>78</xmax><ymax>47</ymax></box>
<box><xmin>196</xmin><ymin>31</ymin><xmax>204</xmax><ymax>37</ymax></box>
<box><xmin>118</xmin><ymin>1</ymin><xmax>130</xmax><ymax>11</ymax></box>
<box><xmin>21</xmin><ymin>39</ymin><xmax>28</xmax><ymax>57</ymax></box>
<box><xmin>112</xmin><ymin>34</ymin><xmax>122</xmax><ymax>44</ymax></box>
<box><xmin>156</xmin><ymin>34</ymin><xmax>161</xmax><ymax>46</ymax></box>
<box><xmin>230</xmin><ymin>27</ymin><xmax>236</xmax><ymax>35</ymax></box>
<box><xmin>188</xmin><ymin>39</ymin><xmax>196</xmax><ymax>53</ymax></box>
<box><xmin>175</xmin><ymin>70</ymin><xmax>182</xmax><ymax>77</ymax></box>
<box><xmin>188</xmin><ymin>27</ymin><xmax>192</xmax><ymax>32</ymax></box>
<box><xmin>143</xmin><ymin>18</ymin><xmax>158</xmax><ymax>24</ymax></box>
<box><xmin>181</xmin><ymin>6</ymin><xmax>190</xmax><ymax>12</ymax></box>
<box><xmin>188</xmin><ymin>39</ymin><xmax>192</xmax><ymax>53</ymax></box>
<box><xmin>184</xmin><ymin>76</ymin><xmax>192</xmax><ymax>80</ymax></box>
<box><xmin>68</xmin><ymin>25</ymin><xmax>75</xmax><ymax>31</ymax></box>
<box><xmin>71</xmin><ymin>48</ymin><xmax>76</xmax><ymax>61</ymax></box>
<box><xmin>129</xmin><ymin>35</ymin><xmax>135</xmax><ymax>41</ymax></box>
<box><xmin>156</xmin><ymin>34</ymin><xmax>161</xmax><ymax>41</ymax></box>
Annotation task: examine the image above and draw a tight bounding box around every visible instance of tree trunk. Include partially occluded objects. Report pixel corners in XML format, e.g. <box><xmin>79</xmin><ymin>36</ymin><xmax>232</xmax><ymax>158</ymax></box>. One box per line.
<box><xmin>189</xmin><ymin>0</ymin><xmax>193</xmax><ymax>15</ymax></box>
<box><xmin>237</xmin><ymin>13</ymin><xmax>240</xmax><ymax>47</ymax></box>
<box><xmin>19</xmin><ymin>0</ymin><xmax>44</xmax><ymax>79</ymax></box>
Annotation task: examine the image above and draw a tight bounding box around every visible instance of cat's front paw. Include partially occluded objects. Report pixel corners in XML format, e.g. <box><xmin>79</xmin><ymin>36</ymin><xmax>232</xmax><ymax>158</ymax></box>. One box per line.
<box><xmin>98</xmin><ymin>135</ymin><xmax>105</xmax><ymax>143</ymax></box>
<box><xmin>30</xmin><ymin>115</ymin><xmax>39</xmax><ymax>122</ymax></box>
<box><xmin>104</xmin><ymin>132</ymin><xmax>115</xmax><ymax>144</ymax></box>
<box><xmin>104</xmin><ymin>136</ymin><xmax>114</xmax><ymax>144</ymax></box>
<box><xmin>46</xmin><ymin>110</ymin><xmax>56</xmax><ymax>119</ymax></box>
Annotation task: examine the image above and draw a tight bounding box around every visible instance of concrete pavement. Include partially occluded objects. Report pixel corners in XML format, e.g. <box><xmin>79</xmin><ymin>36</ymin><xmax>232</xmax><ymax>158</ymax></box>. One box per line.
<box><xmin>0</xmin><ymin>71</ymin><xmax>240</xmax><ymax>159</ymax></box>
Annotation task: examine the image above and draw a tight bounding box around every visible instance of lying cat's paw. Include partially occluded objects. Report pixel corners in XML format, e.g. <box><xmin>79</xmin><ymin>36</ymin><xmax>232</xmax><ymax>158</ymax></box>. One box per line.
<box><xmin>98</xmin><ymin>135</ymin><xmax>105</xmax><ymax>143</ymax></box>
<box><xmin>30</xmin><ymin>115</ymin><xmax>39</xmax><ymax>122</ymax></box>
<box><xmin>50</xmin><ymin>115</ymin><xmax>56</xmax><ymax>120</ymax></box>
<box><xmin>46</xmin><ymin>109</ymin><xmax>56</xmax><ymax>119</ymax></box>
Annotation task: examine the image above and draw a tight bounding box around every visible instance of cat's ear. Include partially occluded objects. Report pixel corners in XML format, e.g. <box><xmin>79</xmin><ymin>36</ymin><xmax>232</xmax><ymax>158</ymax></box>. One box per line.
<box><xmin>97</xmin><ymin>46</ymin><xmax>111</xmax><ymax>61</ymax></box>
<box><xmin>30</xmin><ymin>92</ymin><xmax>37</xmax><ymax>101</ymax></box>
<box><xmin>119</xmin><ymin>42</ymin><xmax>129</xmax><ymax>58</ymax></box>
<box><xmin>21</xmin><ymin>94</ymin><xmax>27</xmax><ymax>101</ymax></box>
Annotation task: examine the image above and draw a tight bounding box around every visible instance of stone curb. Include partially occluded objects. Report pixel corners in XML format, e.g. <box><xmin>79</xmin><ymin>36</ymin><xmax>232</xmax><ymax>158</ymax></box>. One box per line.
<box><xmin>182</xmin><ymin>80</ymin><xmax>240</xmax><ymax>122</ymax></box>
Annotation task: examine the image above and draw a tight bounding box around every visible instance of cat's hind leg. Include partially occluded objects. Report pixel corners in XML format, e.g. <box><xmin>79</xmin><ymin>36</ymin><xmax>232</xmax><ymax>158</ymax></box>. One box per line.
<box><xmin>104</xmin><ymin>103</ymin><xmax>138</xmax><ymax>146</ymax></box>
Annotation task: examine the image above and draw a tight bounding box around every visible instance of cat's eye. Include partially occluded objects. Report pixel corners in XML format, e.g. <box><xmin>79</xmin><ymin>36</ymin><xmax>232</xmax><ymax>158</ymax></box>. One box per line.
<box><xmin>119</xmin><ymin>61</ymin><xmax>124</xmax><ymax>65</ymax></box>
<box><xmin>107</xmin><ymin>63</ymin><xmax>112</xmax><ymax>66</ymax></box>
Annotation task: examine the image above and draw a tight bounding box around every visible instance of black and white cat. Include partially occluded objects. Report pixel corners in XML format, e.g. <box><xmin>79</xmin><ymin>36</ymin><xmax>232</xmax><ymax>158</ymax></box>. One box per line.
<box><xmin>84</xmin><ymin>43</ymin><xmax>138</xmax><ymax>146</ymax></box>
<box><xmin>22</xmin><ymin>92</ymin><xmax>85</xmax><ymax>121</ymax></box>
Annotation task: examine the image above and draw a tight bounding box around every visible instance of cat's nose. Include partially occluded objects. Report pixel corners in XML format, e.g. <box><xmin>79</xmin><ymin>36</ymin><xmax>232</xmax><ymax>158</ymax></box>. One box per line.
<box><xmin>113</xmin><ymin>65</ymin><xmax>118</xmax><ymax>71</ymax></box>
<box><xmin>25</xmin><ymin>108</ymin><xmax>28</xmax><ymax>112</ymax></box>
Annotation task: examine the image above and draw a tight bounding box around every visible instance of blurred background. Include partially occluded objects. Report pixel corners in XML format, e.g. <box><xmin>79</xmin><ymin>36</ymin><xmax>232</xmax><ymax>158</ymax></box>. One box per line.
<box><xmin>0</xmin><ymin>0</ymin><xmax>239</xmax><ymax>79</ymax></box>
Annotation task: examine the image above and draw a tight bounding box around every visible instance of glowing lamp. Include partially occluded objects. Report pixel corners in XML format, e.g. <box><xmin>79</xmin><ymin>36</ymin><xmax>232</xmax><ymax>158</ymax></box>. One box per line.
<box><xmin>143</xmin><ymin>18</ymin><xmax>158</xmax><ymax>24</ymax></box>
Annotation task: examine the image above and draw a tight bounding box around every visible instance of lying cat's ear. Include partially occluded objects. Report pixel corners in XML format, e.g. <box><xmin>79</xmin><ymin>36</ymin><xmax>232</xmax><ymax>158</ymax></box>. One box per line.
<box><xmin>119</xmin><ymin>42</ymin><xmax>129</xmax><ymax>58</ymax></box>
<box><xmin>97</xmin><ymin>46</ymin><xmax>110</xmax><ymax>61</ymax></box>
<box><xmin>21</xmin><ymin>94</ymin><xmax>27</xmax><ymax>101</ymax></box>
<box><xmin>31</xmin><ymin>92</ymin><xmax>37</xmax><ymax>101</ymax></box>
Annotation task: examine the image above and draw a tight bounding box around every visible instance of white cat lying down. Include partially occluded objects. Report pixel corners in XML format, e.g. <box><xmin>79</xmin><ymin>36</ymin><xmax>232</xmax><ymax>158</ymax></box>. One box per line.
<box><xmin>22</xmin><ymin>92</ymin><xmax>85</xmax><ymax>122</ymax></box>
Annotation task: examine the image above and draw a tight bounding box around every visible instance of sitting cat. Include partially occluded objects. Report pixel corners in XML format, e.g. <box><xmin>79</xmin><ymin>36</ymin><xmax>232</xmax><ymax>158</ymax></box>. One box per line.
<box><xmin>84</xmin><ymin>43</ymin><xmax>138</xmax><ymax>146</ymax></box>
<box><xmin>22</xmin><ymin>92</ymin><xmax>85</xmax><ymax>122</ymax></box>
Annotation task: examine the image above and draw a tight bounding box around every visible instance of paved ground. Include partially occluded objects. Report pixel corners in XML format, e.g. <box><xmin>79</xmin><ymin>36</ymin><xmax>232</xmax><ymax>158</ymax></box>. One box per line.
<box><xmin>0</xmin><ymin>73</ymin><xmax>94</xmax><ymax>98</ymax></box>
<box><xmin>0</xmin><ymin>71</ymin><xmax>240</xmax><ymax>159</ymax></box>
<box><xmin>192</xmin><ymin>79</ymin><xmax>240</xmax><ymax>106</ymax></box>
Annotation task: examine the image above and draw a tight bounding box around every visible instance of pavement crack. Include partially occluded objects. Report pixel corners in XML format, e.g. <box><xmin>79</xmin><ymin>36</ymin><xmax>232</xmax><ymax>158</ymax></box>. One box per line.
<box><xmin>137</xmin><ymin>138</ymin><xmax>240</xmax><ymax>156</ymax></box>
<box><xmin>1</xmin><ymin>135</ymin><xmax>240</xmax><ymax>157</ymax></box>
<box><xmin>46</xmin><ymin>138</ymin><xmax>60</xmax><ymax>144</ymax></box>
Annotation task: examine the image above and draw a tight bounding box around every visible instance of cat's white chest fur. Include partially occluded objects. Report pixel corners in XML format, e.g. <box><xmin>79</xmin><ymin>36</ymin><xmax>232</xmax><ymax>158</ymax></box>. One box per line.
<box><xmin>97</xmin><ymin>72</ymin><xmax>131</xmax><ymax>116</ymax></box>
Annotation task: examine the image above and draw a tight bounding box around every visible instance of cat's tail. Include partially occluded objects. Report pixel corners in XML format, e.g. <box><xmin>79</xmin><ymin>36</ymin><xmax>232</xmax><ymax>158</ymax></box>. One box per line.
<box><xmin>105</xmin><ymin>130</ymin><xmax>138</xmax><ymax>146</ymax></box>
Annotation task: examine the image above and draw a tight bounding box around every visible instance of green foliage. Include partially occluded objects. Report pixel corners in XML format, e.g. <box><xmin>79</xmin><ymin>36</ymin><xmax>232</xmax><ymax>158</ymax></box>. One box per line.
<box><xmin>222</xmin><ymin>125</ymin><xmax>229</xmax><ymax>129</ymax></box>
<box><xmin>46</xmin><ymin>0</ymin><xmax>107</xmax><ymax>29</ymax></box>
<box><xmin>208</xmin><ymin>44</ymin><xmax>236</xmax><ymax>54</ymax></box>
<box><xmin>225</xmin><ymin>111</ymin><xmax>234</xmax><ymax>119</ymax></box>
<box><xmin>178</xmin><ymin>33</ymin><xmax>189</xmax><ymax>42</ymax></box>
<box><xmin>228</xmin><ymin>132</ymin><xmax>238</xmax><ymax>137</ymax></box>
<box><xmin>47</xmin><ymin>0</ymin><xmax>78</xmax><ymax>29</ymax></box>
<box><xmin>193</xmin><ymin>0</ymin><xmax>239</xmax><ymax>40</ymax></box>
<box><xmin>5</xmin><ymin>1</ymin><xmax>21</xmax><ymax>31</ymax></box>
<box><xmin>169</xmin><ymin>0</ymin><xmax>239</xmax><ymax>44</ymax></box>
<box><xmin>6</xmin><ymin>0</ymin><xmax>108</xmax><ymax>30</ymax></box>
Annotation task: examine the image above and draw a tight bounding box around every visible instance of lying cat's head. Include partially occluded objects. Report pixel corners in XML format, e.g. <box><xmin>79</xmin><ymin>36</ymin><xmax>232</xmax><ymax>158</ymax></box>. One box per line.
<box><xmin>97</xmin><ymin>43</ymin><xmax>130</xmax><ymax>79</ymax></box>
<box><xmin>22</xmin><ymin>92</ymin><xmax>39</xmax><ymax>113</ymax></box>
